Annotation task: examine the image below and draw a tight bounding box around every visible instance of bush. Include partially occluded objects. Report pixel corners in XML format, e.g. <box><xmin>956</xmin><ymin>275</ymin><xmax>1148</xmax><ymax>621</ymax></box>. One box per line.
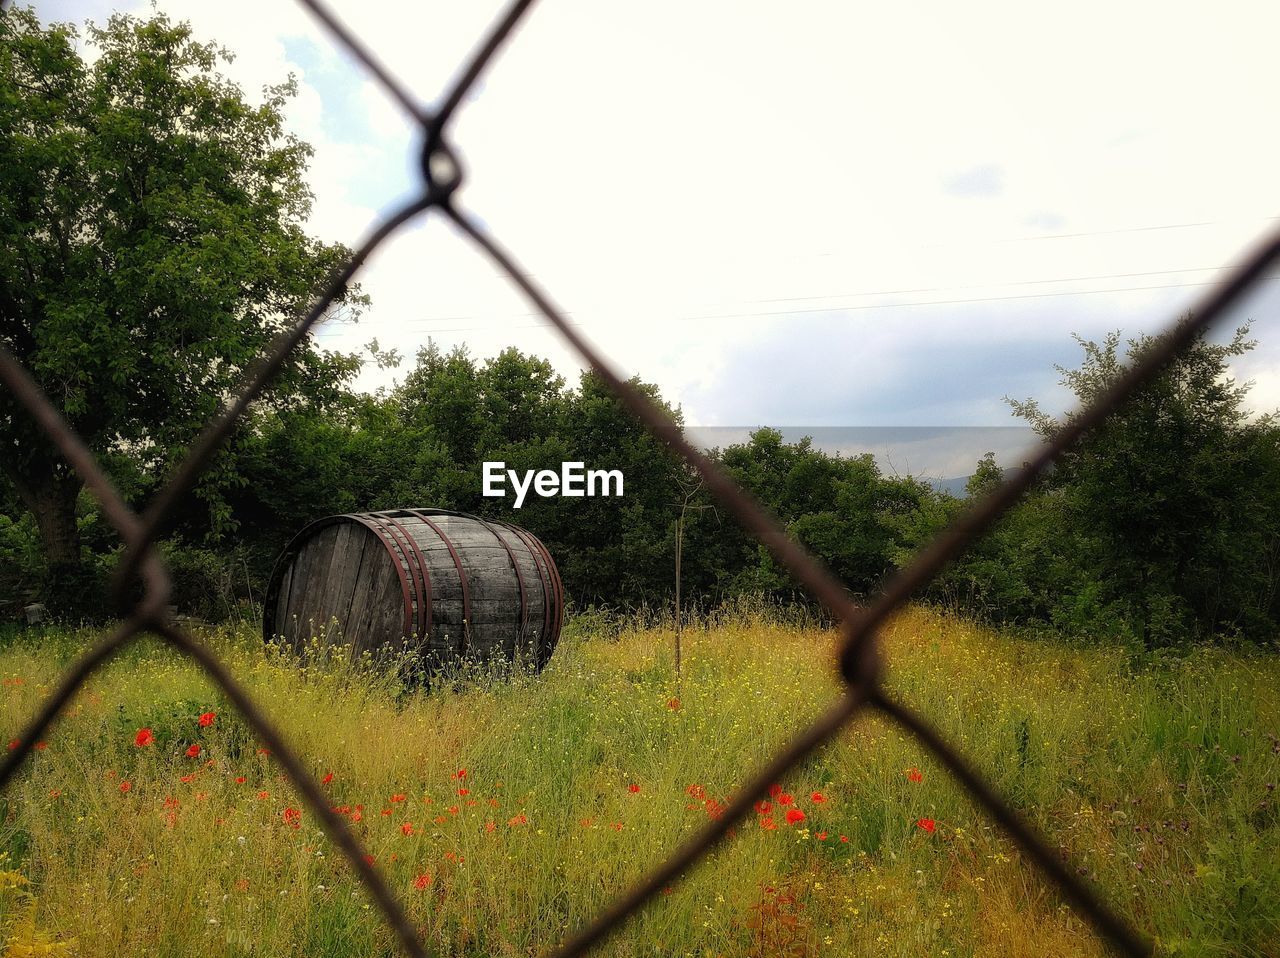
<box><xmin>0</xmin><ymin>512</ymin><xmax>45</xmax><ymax>619</ymax></box>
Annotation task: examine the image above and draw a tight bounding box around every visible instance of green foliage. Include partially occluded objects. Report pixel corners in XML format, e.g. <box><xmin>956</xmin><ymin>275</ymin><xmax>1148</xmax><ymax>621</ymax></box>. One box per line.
<box><xmin>0</xmin><ymin>510</ymin><xmax>44</xmax><ymax>615</ymax></box>
<box><xmin>717</xmin><ymin>429</ymin><xmax>925</xmax><ymax>602</ymax></box>
<box><xmin>200</xmin><ymin>345</ymin><xmax>935</xmax><ymax>620</ymax></box>
<box><xmin>0</xmin><ymin>6</ymin><xmax>362</xmax><ymax>614</ymax></box>
<box><xmin>931</xmin><ymin>324</ymin><xmax>1280</xmax><ymax>647</ymax></box>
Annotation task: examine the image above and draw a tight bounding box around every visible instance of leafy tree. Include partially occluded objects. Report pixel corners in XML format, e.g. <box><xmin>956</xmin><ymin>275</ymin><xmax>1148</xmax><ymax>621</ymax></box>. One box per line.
<box><xmin>717</xmin><ymin>429</ymin><xmax>930</xmax><ymax>602</ymax></box>
<box><xmin>0</xmin><ymin>8</ymin><xmax>363</xmax><ymax>611</ymax></box>
<box><xmin>1007</xmin><ymin>323</ymin><xmax>1280</xmax><ymax>645</ymax></box>
<box><xmin>550</xmin><ymin>371</ymin><xmax>684</xmax><ymax>605</ymax></box>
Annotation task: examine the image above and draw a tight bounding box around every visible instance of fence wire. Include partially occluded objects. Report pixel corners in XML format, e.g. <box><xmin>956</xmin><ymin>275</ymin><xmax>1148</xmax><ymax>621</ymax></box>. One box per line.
<box><xmin>4</xmin><ymin>0</ymin><xmax>1278</xmax><ymax>954</ymax></box>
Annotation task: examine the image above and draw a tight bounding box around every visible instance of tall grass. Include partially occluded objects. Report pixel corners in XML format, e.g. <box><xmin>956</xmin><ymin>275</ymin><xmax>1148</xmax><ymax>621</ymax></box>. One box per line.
<box><xmin>0</xmin><ymin>607</ymin><xmax>1276</xmax><ymax>956</ymax></box>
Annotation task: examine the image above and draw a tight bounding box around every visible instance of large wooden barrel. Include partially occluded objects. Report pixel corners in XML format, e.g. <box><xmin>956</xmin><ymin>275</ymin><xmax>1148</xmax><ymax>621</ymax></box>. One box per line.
<box><xmin>263</xmin><ymin>510</ymin><xmax>563</xmax><ymax>671</ymax></box>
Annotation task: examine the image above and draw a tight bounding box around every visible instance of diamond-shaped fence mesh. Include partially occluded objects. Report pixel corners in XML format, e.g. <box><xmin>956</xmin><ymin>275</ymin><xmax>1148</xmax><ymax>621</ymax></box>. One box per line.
<box><xmin>4</xmin><ymin>1</ymin><xmax>1279</xmax><ymax>954</ymax></box>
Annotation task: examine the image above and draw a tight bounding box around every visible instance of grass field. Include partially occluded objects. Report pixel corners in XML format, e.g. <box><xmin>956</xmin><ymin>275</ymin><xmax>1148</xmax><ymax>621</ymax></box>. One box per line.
<box><xmin>0</xmin><ymin>607</ymin><xmax>1277</xmax><ymax>957</ymax></box>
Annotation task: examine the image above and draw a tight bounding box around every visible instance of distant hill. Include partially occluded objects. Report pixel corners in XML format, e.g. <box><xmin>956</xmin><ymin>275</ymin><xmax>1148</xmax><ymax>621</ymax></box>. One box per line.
<box><xmin>931</xmin><ymin>475</ymin><xmax>973</xmax><ymax>497</ymax></box>
<box><xmin>929</xmin><ymin>465</ymin><xmax>1021</xmax><ymax>498</ymax></box>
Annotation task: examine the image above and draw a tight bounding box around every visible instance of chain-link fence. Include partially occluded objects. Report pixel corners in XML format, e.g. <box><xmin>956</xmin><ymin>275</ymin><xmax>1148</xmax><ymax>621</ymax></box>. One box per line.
<box><xmin>6</xmin><ymin>1</ymin><xmax>1279</xmax><ymax>954</ymax></box>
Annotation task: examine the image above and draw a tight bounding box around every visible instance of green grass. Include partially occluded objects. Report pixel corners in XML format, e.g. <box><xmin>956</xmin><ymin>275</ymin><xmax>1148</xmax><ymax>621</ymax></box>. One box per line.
<box><xmin>0</xmin><ymin>607</ymin><xmax>1277</xmax><ymax>957</ymax></box>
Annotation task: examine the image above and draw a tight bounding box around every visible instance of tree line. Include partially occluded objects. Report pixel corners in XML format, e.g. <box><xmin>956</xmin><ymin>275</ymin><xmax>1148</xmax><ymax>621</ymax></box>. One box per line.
<box><xmin>6</xmin><ymin>328</ymin><xmax>1280</xmax><ymax>649</ymax></box>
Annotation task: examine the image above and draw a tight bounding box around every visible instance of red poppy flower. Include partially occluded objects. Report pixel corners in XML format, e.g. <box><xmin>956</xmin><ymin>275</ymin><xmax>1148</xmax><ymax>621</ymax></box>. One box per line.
<box><xmin>785</xmin><ymin>808</ymin><xmax>806</xmax><ymax>825</ymax></box>
<box><xmin>195</xmin><ymin>792</ymin><xmax>208</xmax><ymax>801</ymax></box>
<box><xmin>666</xmin><ymin>697</ymin><xmax>681</xmax><ymax>710</ymax></box>
<box><xmin>351</xmin><ymin>810</ymin><xmax>364</xmax><ymax>822</ymax></box>
<box><xmin>6</xmin><ymin>740</ymin><xmax>17</xmax><ymax>752</ymax></box>
<box><xmin>48</xmin><ymin>789</ymin><xmax>61</xmax><ymax>799</ymax></box>
<box><xmin>508</xmin><ymin>814</ymin><xmax>528</xmax><ymax>826</ymax></box>
<box><xmin>485</xmin><ymin>820</ymin><xmax>496</xmax><ymax>833</ymax></box>
<box><xmin>322</xmin><ymin>772</ymin><xmax>334</xmax><ymax>785</ymax></box>
<box><xmin>778</xmin><ymin>793</ymin><xmax>794</xmax><ymax>806</ymax></box>
<box><xmin>768</xmin><ymin>784</ymin><xmax>782</xmax><ymax>798</ymax></box>
<box><xmin>390</xmin><ymin>793</ymin><xmax>406</xmax><ymax>803</ymax></box>
<box><xmin>257</xmin><ymin>790</ymin><xmax>269</xmax><ymax>800</ymax></box>
<box><xmin>134</xmin><ymin>728</ymin><xmax>154</xmax><ymax>747</ymax></box>
<box><xmin>401</xmin><ymin>822</ymin><xmax>414</xmax><ymax>835</ymax></box>
<box><xmin>686</xmin><ymin>784</ymin><xmax>706</xmax><ymax>800</ymax></box>
<box><xmin>907</xmin><ymin>768</ymin><xmax>923</xmax><ymax>783</ymax></box>
<box><xmin>186</xmin><ymin>744</ymin><xmax>201</xmax><ymax>758</ymax></box>
<box><xmin>283</xmin><ymin>807</ymin><xmax>301</xmax><ymax>826</ymax></box>
<box><xmin>447</xmin><ymin>805</ymin><xmax>459</xmax><ymax>814</ymax></box>
<box><xmin>840</xmin><ymin>834</ymin><xmax>849</xmax><ymax>843</ymax></box>
<box><xmin>119</xmin><ymin>781</ymin><xmax>132</xmax><ymax>794</ymax></box>
<box><xmin>198</xmin><ymin>712</ymin><xmax>216</xmax><ymax>727</ymax></box>
<box><xmin>235</xmin><ymin>776</ymin><xmax>246</xmax><ymax>784</ymax></box>
<box><xmin>916</xmin><ymin>817</ymin><xmax>936</xmax><ymax>834</ymax></box>
<box><xmin>180</xmin><ymin>774</ymin><xmax>195</xmax><ymax>784</ymax></box>
<box><xmin>413</xmin><ymin>873</ymin><xmax>432</xmax><ymax>889</ymax></box>
<box><xmin>810</xmin><ymin>791</ymin><xmax>826</xmax><ymax>804</ymax></box>
<box><xmin>454</xmin><ymin>768</ymin><xmax>467</xmax><ymax>779</ymax></box>
<box><xmin>457</xmin><ymin>787</ymin><xmax>469</xmax><ymax>796</ymax></box>
<box><xmin>610</xmin><ymin>822</ymin><xmax>623</xmax><ymax>832</ymax></box>
<box><xmin>627</xmin><ymin>783</ymin><xmax>641</xmax><ymax>793</ymax></box>
<box><xmin>816</xmin><ymin>831</ymin><xmax>828</xmax><ymax>841</ymax></box>
<box><xmin>754</xmin><ymin>800</ymin><xmax>772</xmax><ymax>815</ymax></box>
<box><xmin>759</xmin><ymin>817</ymin><xmax>777</xmax><ymax>831</ymax></box>
<box><xmin>34</xmin><ymin>741</ymin><xmax>47</xmax><ymax>751</ymax></box>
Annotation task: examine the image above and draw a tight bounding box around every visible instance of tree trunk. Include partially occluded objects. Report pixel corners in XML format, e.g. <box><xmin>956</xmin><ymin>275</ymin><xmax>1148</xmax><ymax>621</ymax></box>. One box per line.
<box><xmin>29</xmin><ymin>477</ymin><xmax>82</xmax><ymax>568</ymax></box>
<box><xmin>7</xmin><ymin>464</ymin><xmax>87</xmax><ymax>615</ymax></box>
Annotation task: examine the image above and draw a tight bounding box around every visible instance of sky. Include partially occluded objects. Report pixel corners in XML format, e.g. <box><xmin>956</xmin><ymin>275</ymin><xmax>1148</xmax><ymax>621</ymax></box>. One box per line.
<box><xmin>32</xmin><ymin>0</ymin><xmax>1280</xmax><ymax>479</ymax></box>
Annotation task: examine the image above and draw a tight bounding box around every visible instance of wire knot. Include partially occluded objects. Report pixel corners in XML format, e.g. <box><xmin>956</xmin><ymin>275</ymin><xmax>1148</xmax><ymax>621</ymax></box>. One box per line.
<box><xmin>421</xmin><ymin>134</ymin><xmax>463</xmax><ymax>203</ymax></box>
<box><xmin>838</xmin><ymin>620</ymin><xmax>883</xmax><ymax>693</ymax></box>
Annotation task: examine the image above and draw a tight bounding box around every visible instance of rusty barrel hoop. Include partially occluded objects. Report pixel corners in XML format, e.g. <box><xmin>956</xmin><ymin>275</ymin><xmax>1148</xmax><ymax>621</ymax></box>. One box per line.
<box><xmin>405</xmin><ymin>508</ymin><xmax>473</xmax><ymax>651</ymax></box>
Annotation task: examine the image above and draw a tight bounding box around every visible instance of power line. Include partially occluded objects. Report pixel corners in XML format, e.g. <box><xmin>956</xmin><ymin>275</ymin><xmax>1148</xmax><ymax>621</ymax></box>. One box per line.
<box><xmin>990</xmin><ymin>215</ymin><xmax>1280</xmax><ymax>244</ymax></box>
<box><xmin>310</xmin><ymin>213</ymin><xmax>1280</xmax><ymax>330</ymax></box>
<box><xmin>664</xmin><ymin>265</ymin><xmax>1230</xmax><ymax>311</ymax></box>
<box><xmin>422</xmin><ymin>213</ymin><xmax>1280</xmax><ymax>288</ymax></box>
<box><xmin>328</xmin><ymin>270</ymin><xmax>1279</xmax><ymax>338</ymax></box>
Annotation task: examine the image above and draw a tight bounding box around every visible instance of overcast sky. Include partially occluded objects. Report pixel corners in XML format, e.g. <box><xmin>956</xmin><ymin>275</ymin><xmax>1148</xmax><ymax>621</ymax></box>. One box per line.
<box><xmin>34</xmin><ymin>0</ymin><xmax>1280</xmax><ymax>476</ymax></box>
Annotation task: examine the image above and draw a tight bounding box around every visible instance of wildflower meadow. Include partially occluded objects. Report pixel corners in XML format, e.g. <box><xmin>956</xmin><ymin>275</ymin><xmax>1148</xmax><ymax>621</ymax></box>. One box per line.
<box><xmin>0</xmin><ymin>607</ymin><xmax>1277</xmax><ymax>956</ymax></box>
